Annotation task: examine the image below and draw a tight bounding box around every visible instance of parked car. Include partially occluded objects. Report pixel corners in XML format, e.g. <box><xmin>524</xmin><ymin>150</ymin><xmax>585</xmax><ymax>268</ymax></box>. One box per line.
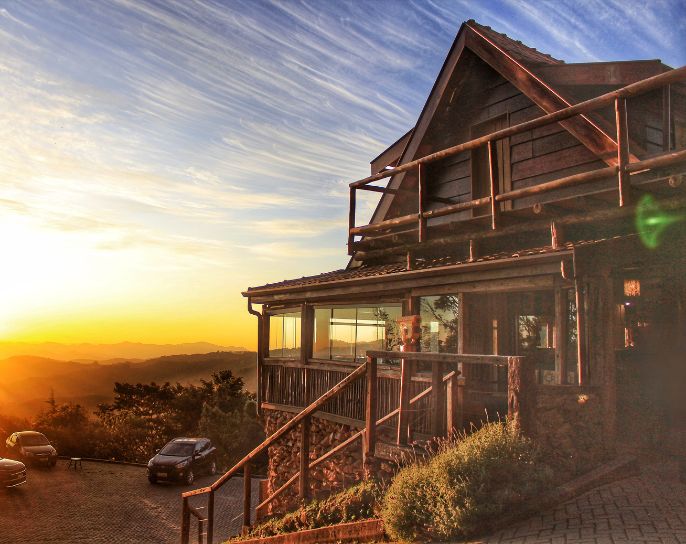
<box><xmin>0</xmin><ymin>457</ymin><xmax>27</xmax><ymax>488</ymax></box>
<box><xmin>5</xmin><ymin>431</ymin><xmax>58</xmax><ymax>467</ymax></box>
<box><xmin>147</xmin><ymin>437</ymin><xmax>217</xmax><ymax>485</ymax></box>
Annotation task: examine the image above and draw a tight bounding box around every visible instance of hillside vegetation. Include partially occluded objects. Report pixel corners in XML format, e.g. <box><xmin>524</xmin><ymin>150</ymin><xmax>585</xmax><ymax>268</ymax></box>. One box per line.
<box><xmin>0</xmin><ymin>351</ymin><xmax>257</xmax><ymax>418</ymax></box>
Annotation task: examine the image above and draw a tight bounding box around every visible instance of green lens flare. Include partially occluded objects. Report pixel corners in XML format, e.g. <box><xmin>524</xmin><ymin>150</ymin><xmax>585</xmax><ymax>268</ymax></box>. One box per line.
<box><xmin>635</xmin><ymin>194</ymin><xmax>683</xmax><ymax>249</ymax></box>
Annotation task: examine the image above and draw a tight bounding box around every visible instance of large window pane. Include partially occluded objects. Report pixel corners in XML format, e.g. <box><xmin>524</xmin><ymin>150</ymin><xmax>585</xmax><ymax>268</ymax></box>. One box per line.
<box><xmin>356</xmin><ymin>306</ymin><xmax>401</xmax><ymax>361</ymax></box>
<box><xmin>313</xmin><ymin>308</ymin><xmax>332</xmax><ymax>359</ymax></box>
<box><xmin>331</xmin><ymin>307</ymin><xmax>356</xmax><ymax>361</ymax></box>
<box><xmin>311</xmin><ymin>305</ymin><xmax>401</xmax><ymax>362</ymax></box>
<box><xmin>269</xmin><ymin>315</ymin><xmax>284</xmax><ymax>357</ymax></box>
<box><xmin>268</xmin><ymin>311</ymin><xmax>301</xmax><ymax>358</ymax></box>
<box><xmin>420</xmin><ymin>295</ymin><xmax>460</xmax><ymax>353</ymax></box>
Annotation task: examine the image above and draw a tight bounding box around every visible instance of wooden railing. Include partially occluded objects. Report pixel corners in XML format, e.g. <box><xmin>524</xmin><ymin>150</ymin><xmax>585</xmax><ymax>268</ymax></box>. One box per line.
<box><xmin>180</xmin><ymin>363</ymin><xmax>368</xmax><ymax>544</ymax></box>
<box><xmin>181</xmin><ymin>352</ymin><xmax>525</xmax><ymax>543</ymax></box>
<box><xmin>347</xmin><ymin>66</ymin><xmax>686</xmax><ymax>256</ymax></box>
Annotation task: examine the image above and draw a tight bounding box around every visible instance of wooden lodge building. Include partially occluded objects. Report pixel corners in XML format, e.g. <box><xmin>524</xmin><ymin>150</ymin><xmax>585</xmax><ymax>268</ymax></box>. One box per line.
<box><xmin>181</xmin><ymin>20</ymin><xmax>686</xmax><ymax>542</ymax></box>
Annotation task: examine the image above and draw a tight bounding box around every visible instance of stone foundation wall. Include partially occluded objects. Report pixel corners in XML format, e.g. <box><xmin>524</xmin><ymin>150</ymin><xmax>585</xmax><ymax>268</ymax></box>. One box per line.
<box><xmin>264</xmin><ymin>410</ymin><xmax>365</xmax><ymax>514</ymax></box>
<box><xmin>530</xmin><ymin>386</ymin><xmax>611</xmax><ymax>480</ymax></box>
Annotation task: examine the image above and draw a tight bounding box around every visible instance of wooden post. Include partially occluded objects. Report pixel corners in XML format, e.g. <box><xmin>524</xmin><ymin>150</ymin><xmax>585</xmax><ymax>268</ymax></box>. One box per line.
<box><xmin>181</xmin><ymin>497</ymin><xmax>191</xmax><ymax>544</ymax></box>
<box><xmin>507</xmin><ymin>356</ymin><xmax>536</xmax><ymax>436</ymax></box>
<box><xmin>418</xmin><ymin>163</ymin><xmax>427</xmax><ymax>242</ymax></box>
<box><xmin>575</xmin><ymin>281</ymin><xmax>589</xmax><ymax>385</ymax></box>
<box><xmin>663</xmin><ymin>85</ymin><xmax>671</xmax><ymax>152</ymax></box>
<box><xmin>468</xmin><ymin>239</ymin><xmax>477</xmax><ymax>262</ymax></box>
<box><xmin>348</xmin><ymin>187</ymin><xmax>356</xmax><ymax>255</ymax></box>
<box><xmin>551</xmin><ymin>220</ymin><xmax>563</xmax><ymax>249</ymax></box>
<box><xmin>364</xmin><ymin>356</ymin><xmax>378</xmax><ymax>460</ymax></box>
<box><xmin>446</xmin><ymin>373</ymin><xmax>463</xmax><ymax>435</ymax></box>
<box><xmin>206</xmin><ymin>491</ymin><xmax>215</xmax><ymax>544</ymax></box>
<box><xmin>243</xmin><ymin>463</ymin><xmax>252</xmax><ymax>531</ymax></box>
<box><xmin>430</xmin><ymin>361</ymin><xmax>445</xmax><ymax>437</ymax></box>
<box><xmin>397</xmin><ymin>358</ymin><xmax>412</xmax><ymax>446</ymax></box>
<box><xmin>554</xmin><ymin>288</ymin><xmax>568</xmax><ymax>385</ymax></box>
<box><xmin>488</xmin><ymin>140</ymin><xmax>500</xmax><ymax>229</ymax></box>
<box><xmin>615</xmin><ymin>97</ymin><xmax>631</xmax><ymax>207</ymax></box>
<box><xmin>299</xmin><ymin>415</ymin><xmax>311</xmax><ymax>500</ymax></box>
<box><xmin>256</xmin><ymin>315</ymin><xmax>263</xmax><ymax>417</ymax></box>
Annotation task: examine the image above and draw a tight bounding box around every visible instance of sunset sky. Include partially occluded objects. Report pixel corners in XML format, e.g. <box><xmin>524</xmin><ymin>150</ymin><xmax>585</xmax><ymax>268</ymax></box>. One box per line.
<box><xmin>1</xmin><ymin>0</ymin><xmax>684</xmax><ymax>349</ymax></box>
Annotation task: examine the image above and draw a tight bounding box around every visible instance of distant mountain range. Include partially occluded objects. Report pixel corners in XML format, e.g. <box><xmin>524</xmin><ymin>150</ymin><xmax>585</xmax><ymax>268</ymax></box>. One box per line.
<box><xmin>0</xmin><ymin>341</ymin><xmax>246</xmax><ymax>363</ymax></box>
<box><xmin>0</xmin><ymin>351</ymin><xmax>257</xmax><ymax>419</ymax></box>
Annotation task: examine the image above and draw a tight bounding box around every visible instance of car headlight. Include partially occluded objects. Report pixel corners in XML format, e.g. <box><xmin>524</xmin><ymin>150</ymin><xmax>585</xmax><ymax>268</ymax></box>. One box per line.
<box><xmin>147</xmin><ymin>459</ymin><xmax>154</xmax><ymax>467</ymax></box>
<box><xmin>175</xmin><ymin>458</ymin><xmax>190</xmax><ymax>469</ymax></box>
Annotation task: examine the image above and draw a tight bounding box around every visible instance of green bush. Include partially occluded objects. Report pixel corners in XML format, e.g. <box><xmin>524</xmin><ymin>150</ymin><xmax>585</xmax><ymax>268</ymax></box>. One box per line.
<box><xmin>234</xmin><ymin>480</ymin><xmax>380</xmax><ymax>540</ymax></box>
<box><xmin>381</xmin><ymin>421</ymin><xmax>552</xmax><ymax>542</ymax></box>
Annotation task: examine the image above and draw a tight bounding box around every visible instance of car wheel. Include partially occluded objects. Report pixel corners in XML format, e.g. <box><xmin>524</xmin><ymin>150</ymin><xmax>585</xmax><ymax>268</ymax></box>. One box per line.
<box><xmin>148</xmin><ymin>475</ymin><xmax>157</xmax><ymax>485</ymax></box>
<box><xmin>209</xmin><ymin>460</ymin><xmax>217</xmax><ymax>476</ymax></box>
<box><xmin>184</xmin><ymin>469</ymin><xmax>194</xmax><ymax>486</ymax></box>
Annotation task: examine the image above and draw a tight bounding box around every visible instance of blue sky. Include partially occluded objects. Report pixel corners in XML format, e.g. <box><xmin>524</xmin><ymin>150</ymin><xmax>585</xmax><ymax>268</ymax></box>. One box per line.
<box><xmin>0</xmin><ymin>0</ymin><xmax>684</xmax><ymax>345</ymax></box>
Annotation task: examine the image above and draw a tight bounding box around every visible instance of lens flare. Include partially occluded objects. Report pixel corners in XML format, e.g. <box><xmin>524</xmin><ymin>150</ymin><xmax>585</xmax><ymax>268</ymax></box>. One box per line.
<box><xmin>635</xmin><ymin>194</ymin><xmax>684</xmax><ymax>249</ymax></box>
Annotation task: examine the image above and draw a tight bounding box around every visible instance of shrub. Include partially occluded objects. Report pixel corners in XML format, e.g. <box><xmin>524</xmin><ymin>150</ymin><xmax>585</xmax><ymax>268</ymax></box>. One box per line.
<box><xmin>235</xmin><ymin>480</ymin><xmax>381</xmax><ymax>540</ymax></box>
<box><xmin>381</xmin><ymin>421</ymin><xmax>552</xmax><ymax>542</ymax></box>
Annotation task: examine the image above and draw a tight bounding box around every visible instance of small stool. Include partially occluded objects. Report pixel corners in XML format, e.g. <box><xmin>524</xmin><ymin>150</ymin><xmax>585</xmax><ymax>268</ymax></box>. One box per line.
<box><xmin>67</xmin><ymin>458</ymin><xmax>83</xmax><ymax>470</ymax></box>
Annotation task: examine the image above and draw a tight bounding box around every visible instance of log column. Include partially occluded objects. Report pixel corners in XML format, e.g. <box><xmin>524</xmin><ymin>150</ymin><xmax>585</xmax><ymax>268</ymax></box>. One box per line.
<box><xmin>507</xmin><ymin>356</ymin><xmax>536</xmax><ymax>436</ymax></box>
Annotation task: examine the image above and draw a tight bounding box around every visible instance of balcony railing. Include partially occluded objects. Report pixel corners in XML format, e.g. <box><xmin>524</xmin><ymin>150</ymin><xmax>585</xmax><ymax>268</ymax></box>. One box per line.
<box><xmin>348</xmin><ymin>66</ymin><xmax>686</xmax><ymax>257</ymax></box>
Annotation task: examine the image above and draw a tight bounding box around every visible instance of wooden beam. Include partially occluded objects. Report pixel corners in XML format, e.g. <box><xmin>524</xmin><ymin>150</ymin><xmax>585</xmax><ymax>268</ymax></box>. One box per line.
<box><xmin>397</xmin><ymin>358</ymin><xmax>412</xmax><ymax>446</ymax></box>
<box><xmin>446</xmin><ymin>373</ymin><xmax>463</xmax><ymax>434</ymax></box>
<box><xmin>348</xmin><ymin>187</ymin><xmax>356</xmax><ymax>256</ymax></box>
<box><xmin>431</xmin><ymin>361</ymin><xmax>445</xmax><ymax>437</ymax></box>
<box><xmin>550</xmin><ymin>220</ymin><xmax>564</xmax><ymax>249</ymax></box>
<box><xmin>299</xmin><ymin>415</ymin><xmax>311</xmax><ymax>500</ymax></box>
<box><xmin>488</xmin><ymin>140</ymin><xmax>500</xmax><ymax>229</ymax></box>
<box><xmin>615</xmin><ymin>97</ymin><xmax>631</xmax><ymax>206</ymax></box>
<box><xmin>243</xmin><ymin>462</ymin><xmax>252</xmax><ymax>530</ymax></box>
<box><xmin>364</xmin><ymin>356</ymin><xmax>378</xmax><ymax>459</ymax></box>
<box><xmin>554</xmin><ymin>288</ymin><xmax>568</xmax><ymax>384</ymax></box>
<box><xmin>663</xmin><ymin>85</ymin><xmax>671</xmax><ymax>152</ymax></box>
<box><xmin>533</xmin><ymin>60</ymin><xmax>665</xmax><ymax>87</ymax></box>
<box><xmin>575</xmin><ymin>280</ymin><xmax>589</xmax><ymax>385</ymax></box>
<box><xmin>466</xmin><ymin>26</ymin><xmax>623</xmax><ymax>167</ymax></box>
<box><xmin>469</xmin><ymin>239</ymin><xmax>477</xmax><ymax>262</ymax></box>
<box><xmin>418</xmin><ymin>163</ymin><xmax>427</xmax><ymax>242</ymax></box>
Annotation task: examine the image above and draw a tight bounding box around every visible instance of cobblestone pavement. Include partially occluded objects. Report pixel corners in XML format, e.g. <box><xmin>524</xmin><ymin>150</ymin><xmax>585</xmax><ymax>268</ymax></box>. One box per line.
<box><xmin>468</xmin><ymin>456</ymin><xmax>686</xmax><ymax>544</ymax></box>
<box><xmin>0</xmin><ymin>460</ymin><xmax>259</xmax><ymax>544</ymax></box>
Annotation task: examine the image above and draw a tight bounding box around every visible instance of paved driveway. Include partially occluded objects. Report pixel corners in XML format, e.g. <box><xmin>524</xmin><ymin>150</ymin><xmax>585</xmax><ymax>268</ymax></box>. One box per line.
<box><xmin>467</xmin><ymin>456</ymin><xmax>686</xmax><ymax>544</ymax></box>
<box><xmin>0</xmin><ymin>460</ymin><xmax>259</xmax><ymax>544</ymax></box>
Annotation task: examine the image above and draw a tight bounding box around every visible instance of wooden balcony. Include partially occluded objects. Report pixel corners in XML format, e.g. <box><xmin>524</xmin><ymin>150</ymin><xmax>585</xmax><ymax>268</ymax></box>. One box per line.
<box><xmin>348</xmin><ymin>67</ymin><xmax>686</xmax><ymax>260</ymax></box>
<box><xmin>261</xmin><ymin>352</ymin><xmax>514</xmax><ymax>442</ymax></box>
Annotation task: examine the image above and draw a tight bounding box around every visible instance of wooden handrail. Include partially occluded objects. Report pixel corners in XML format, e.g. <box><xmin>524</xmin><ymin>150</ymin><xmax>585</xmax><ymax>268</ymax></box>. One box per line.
<box><xmin>348</xmin><ymin>67</ymin><xmax>686</xmax><ymax>251</ymax></box>
<box><xmin>255</xmin><ymin>369</ymin><xmax>459</xmax><ymax>513</ymax></box>
<box><xmin>181</xmin><ymin>362</ymin><xmax>368</xmax><ymax>544</ymax></box>
<box><xmin>349</xmin><ymin>66</ymin><xmax>685</xmax><ymax>189</ymax></box>
<box><xmin>365</xmin><ymin>350</ymin><xmax>512</xmax><ymax>364</ymax></box>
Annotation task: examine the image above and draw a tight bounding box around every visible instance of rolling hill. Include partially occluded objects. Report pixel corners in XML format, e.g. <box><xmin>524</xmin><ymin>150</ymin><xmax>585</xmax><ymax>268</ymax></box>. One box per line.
<box><xmin>0</xmin><ymin>351</ymin><xmax>257</xmax><ymax>419</ymax></box>
<box><xmin>0</xmin><ymin>341</ymin><xmax>246</xmax><ymax>362</ymax></box>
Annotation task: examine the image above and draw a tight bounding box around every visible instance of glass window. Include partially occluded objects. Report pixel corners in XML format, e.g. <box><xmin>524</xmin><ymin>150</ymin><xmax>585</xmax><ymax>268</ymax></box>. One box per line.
<box><xmin>268</xmin><ymin>311</ymin><xmax>301</xmax><ymax>357</ymax></box>
<box><xmin>420</xmin><ymin>295</ymin><xmax>460</xmax><ymax>353</ymax></box>
<box><xmin>313</xmin><ymin>305</ymin><xmax>401</xmax><ymax>362</ymax></box>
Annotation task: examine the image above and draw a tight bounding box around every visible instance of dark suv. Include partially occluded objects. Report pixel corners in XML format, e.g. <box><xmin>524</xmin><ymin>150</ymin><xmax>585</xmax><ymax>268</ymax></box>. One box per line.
<box><xmin>147</xmin><ymin>438</ymin><xmax>217</xmax><ymax>485</ymax></box>
<box><xmin>0</xmin><ymin>457</ymin><xmax>27</xmax><ymax>488</ymax></box>
<box><xmin>5</xmin><ymin>432</ymin><xmax>58</xmax><ymax>467</ymax></box>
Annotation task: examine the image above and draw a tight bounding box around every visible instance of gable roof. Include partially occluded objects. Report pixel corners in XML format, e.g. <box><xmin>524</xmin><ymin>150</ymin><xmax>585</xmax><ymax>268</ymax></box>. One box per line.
<box><xmin>367</xmin><ymin>19</ymin><xmax>634</xmax><ymax>230</ymax></box>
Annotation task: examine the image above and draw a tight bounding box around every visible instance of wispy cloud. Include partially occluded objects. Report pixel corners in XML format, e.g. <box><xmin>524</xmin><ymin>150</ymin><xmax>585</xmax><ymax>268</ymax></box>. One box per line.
<box><xmin>0</xmin><ymin>0</ymin><xmax>682</xmax><ymax>344</ymax></box>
